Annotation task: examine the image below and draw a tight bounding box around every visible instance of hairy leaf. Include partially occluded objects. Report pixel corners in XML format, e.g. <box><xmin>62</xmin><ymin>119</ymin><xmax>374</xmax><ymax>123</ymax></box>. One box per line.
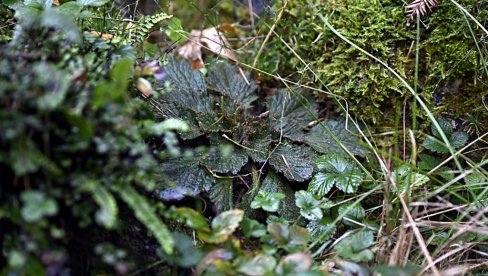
<box><xmin>338</xmin><ymin>204</ymin><xmax>365</xmax><ymax>227</ymax></box>
<box><xmin>309</xmin><ymin>154</ymin><xmax>363</xmax><ymax>196</ymax></box>
<box><xmin>206</xmin><ymin>137</ymin><xmax>248</xmax><ymax>174</ymax></box>
<box><xmin>305</xmin><ymin>118</ymin><xmax>366</xmax><ymax>156</ymax></box>
<box><xmin>245</xmin><ymin>124</ymin><xmax>276</xmax><ymax>163</ymax></box>
<box><xmin>307</xmin><ymin>217</ymin><xmax>336</xmax><ymax>243</ymax></box>
<box><xmin>159</xmin><ymin>156</ymin><xmax>214</xmax><ymax>200</ymax></box>
<box><xmin>450</xmin><ymin>131</ymin><xmax>469</xmax><ymax>149</ymax></box>
<box><xmin>269</xmin><ymin>144</ymin><xmax>315</xmax><ymax>182</ymax></box>
<box><xmin>268</xmin><ymin>89</ymin><xmax>316</xmax><ymax>142</ymax></box>
<box><xmin>209</xmin><ymin>179</ymin><xmax>233</xmax><ymax>212</ymax></box>
<box><xmin>431</xmin><ymin>116</ymin><xmax>453</xmax><ymax>138</ymax></box>
<box><xmin>206</xmin><ymin>62</ymin><xmax>258</xmax><ymax>109</ymax></box>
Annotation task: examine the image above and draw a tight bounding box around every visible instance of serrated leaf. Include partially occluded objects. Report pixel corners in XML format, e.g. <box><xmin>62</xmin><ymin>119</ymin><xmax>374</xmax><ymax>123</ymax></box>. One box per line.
<box><xmin>334</xmin><ymin>230</ymin><xmax>375</xmax><ymax>262</ymax></box>
<box><xmin>338</xmin><ymin>204</ymin><xmax>365</xmax><ymax>227</ymax></box>
<box><xmin>206</xmin><ymin>137</ymin><xmax>248</xmax><ymax>174</ymax></box>
<box><xmin>251</xmin><ymin>191</ymin><xmax>285</xmax><ymax>212</ymax></box>
<box><xmin>159</xmin><ymin>156</ymin><xmax>214</xmax><ymax>200</ymax></box>
<box><xmin>431</xmin><ymin>116</ymin><xmax>453</xmax><ymax>138</ymax></box>
<box><xmin>465</xmin><ymin>172</ymin><xmax>487</xmax><ymax>185</ymax></box>
<box><xmin>309</xmin><ymin>154</ymin><xmax>363</xmax><ymax>196</ymax></box>
<box><xmin>202</xmin><ymin>209</ymin><xmax>244</xmax><ymax>244</ymax></box>
<box><xmin>209</xmin><ymin>179</ymin><xmax>233</xmax><ymax>212</ymax></box>
<box><xmin>206</xmin><ymin>62</ymin><xmax>258</xmax><ymax>109</ymax></box>
<box><xmin>295</xmin><ymin>191</ymin><xmax>322</xmax><ymax>220</ymax></box>
<box><xmin>268</xmin><ymin>89</ymin><xmax>317</xmax><ymax>142</ymax></box>
<box><xmin>77</xmin><ymin>0</ymin><xmax>109</xmax><ymax>7</ymax></box>
<box><xmin>418</xmin><ymin>154</ymin><xmax>439</xmax><ymax>171</ymax></box>
<box><xmin>307</xmin><ymin>217</ymin><xmax>336</xmax><ymax>243</ymax></box>
<box><xmin>166</xmin><ymin>56</ymin><xmax>206</xmax><ymax>95</ymax></box>
<box><xmin>305</xmin><ymin>118</ymin><xmax>366</xmax><ymax>156</ymax></box>
<box><xmin>422</xmin><ymin>136</ymin><xmax>449</xmax><ymax>153</ymax></box>
<box><xmin>450</xmin><ymin>131</ymin><xmax>469</xmax><ymax>149</ymax></box>
<box><xmin>260</xmin><ymin>171</ymin><xmax>301</xmax><ymax>221</ymax></box>
<box><xmin>267</xmin><ymin>223</ymin><xmax>310</xmax><ymax>252</ymax></box>
<box><xmin>392</xmin><ymin>165</ymin><xmax>429</xmax><ymax>195</ymax></box>
<box><xmin>245</xmin><ymin>125</ymin><xmax>276</xmax><ymax>163</ymax></box>
<box><xmin>269</xmin><ymin>144</ymin><xmax>315</xmax><ymax>182</ymax></box>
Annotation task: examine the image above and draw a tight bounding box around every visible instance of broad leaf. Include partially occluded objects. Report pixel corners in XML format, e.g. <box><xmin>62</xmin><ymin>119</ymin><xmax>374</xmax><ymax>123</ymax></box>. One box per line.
<box><xmin>260</xmin><ymin>171</ymin><xmax>301</xmax><ymax>220</ymax></box>
<box><xmin>161</xmin><ymin>232</ymin><xmax>203</xmax><ymax>268</ymax></box>
<box><xmin>166</xmin><ymin>207</ymin><xmax>210</xmax><ymax>230</ymax></box>
<box><xmin>295</xmin><ymin>190</ymin><xmax>322</xmax><ymax>220</ymax></box>
<box><xmin>268</xmin><ymin>89</ymin><xmax>317</xmax><ymax>142</ymax></box>
<box><xmin>159</xmin><ymin>156</ymin><xmax>214</xmax><ymax>200</ymax></box>
<box><xmin>77</xmin><ymin>0</ymin><xmax>110</xmax><ymax>7</ymax></box>
<box><xmin>422</xmin><ymin>136</ymin><xmax>449</xmax><ymax>153</ymax></box>
<box><xmin>241</xmin><ymin>218</ymin><xmax>267</xmax><ymax>238</ymax></box>
<box><xmin>431</xmin><ymin>116</ymin><xmax>453</xmax><ymax>138</ymax></box>
<box><xmin>334</xmin><ymin>230</ymin><xmax>375</xmax><ymax>262</ymax></box>
<box><xmin>250</xmin><ymin>191</ymin><xmax>285</xmax><ymax>212</ymax></box>
<box><xmin>245</xmin><ymin>124</ymin><xmax>276</xmax><ymax>163</ymax></box>
<box><xmin>269</xmin><ymin>144</ymin><xmax>315</xmax><ymax>182</ymax></box>
<box><xmin>206</xmin><ymin>62</ymin><xmax>258</xmax><ymax>109</ymax></box>
<box><xmin>21</xmin><ymin>191</ymin><xmax>58</xmax><ymax>222</ymax></box>
<box><xmin>276</xmin><ymin>253</ymin><xmax>313</xmax><ymax>274</ymax></box>
<box><xmin>392</xmin><ymin>165</ymin><xmax>429</xmax><ymax>195</ymax></box>
<box><xmin>338</xmin><ymin>204</ymin><xmax>365</xmax><ymax>227</ymax></box>
<box><xmin>305</xmin><ymin>118</ymin><xmax>366</xmax><ymax>156</ymax></box>
<box><xmin>166</xmin><ymin>55</ymin><xmax>206</xmax><ymax>95</ymax></box>
<box><xmin>237</xmin><ymin>254</ymin><xmax>276</xmax><ymax>275</ymax></box>
<box><xmin>206</xmin><ymin>137</ymin><xmax>248</xmax><ymax>174</ymax></box>
<box><xmin>307</xmin><ymin>217</ymin><xmax>336</xmax><ymax>243</ymax></box>
<box><xmin>209</xmin><ymin>179</ymin><xmax>233</xmax><ymax>212</ymax></box>
<box><xmin>267</xmin><ymin>223</ymin><xmax>310</xmax><ymax>252</ymax></box>
<box><xmin>450</xmin><ymin>131</ymin><xmax>469</xmax><ymax>149</ymax></box>
<box><xmin>202</xmin><ymin>209</ymin><xmax>244</xmax><ymax>244</ymax></box>
<box><xmin>309</xmin><ymin>154</ymin><xmax>363</xmax><ymax>196</ymax></box>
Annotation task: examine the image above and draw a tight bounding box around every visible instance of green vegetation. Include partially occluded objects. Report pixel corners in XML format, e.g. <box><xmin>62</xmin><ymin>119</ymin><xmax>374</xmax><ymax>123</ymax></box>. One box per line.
<box><xmin>1</xmin><ymin>0</ymin><xmax>487</xmax><ymax>275</ymax></box>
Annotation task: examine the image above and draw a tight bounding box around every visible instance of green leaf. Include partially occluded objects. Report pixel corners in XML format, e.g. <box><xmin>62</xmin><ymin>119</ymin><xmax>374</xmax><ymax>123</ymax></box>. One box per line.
<box><xmin>245</xmin><ymin>124</ymin><xmax>276</xmax><ymax>163</ymax></box>
<box><xmin>209</xmin><ymin>179</ymin><xmax>233</xmax><ymax>212</ymax></box>
<box><xmin>159</xmin><ymin>156</ymin><xmax>214</xmax><ymax>200</ymax></box>
<box><xmin>431</xmin><ymin>116</ymin><xmax>453</xmax><ymax>138</ymax></box>
<box><xmin>21</xmin><ymin>191</ymin><xmax>58</xmax><ymax>222</ymax></box>
<box><xmin>160</xmin><ymin>232</ymin><xmax>203</xmax><ymax>267</ymax></box>
<box><xmin>166</xmin><ymin>207</ymin><xmax>210</xmax><ymax>230</ymax></box>
<box><xmin>418</xmin><ymin>154</ymin><xmax>439</xmax><ymax>171</ymax></box>
<box><xmin>295</xmin><ymin>191</ymin><xmax>322</xmax><ymax>220</ymax></box>
<box><xmin>449</xmin><ymin>131</ymin><xmax>469</xmax><ymax>149</ymax></box>
<box><xmin>143</xmin><ymin>118</ymin><xmax>189</xmax><ymax>135</ymax></box>
<box><xmin>251</xmin><ymin>191</ymin><xmax>285</xmax><ymax>212</ymax></box>
<box><xmin>334</xmin><ymin>230</ymin><xmax>375</xmax><ymax>262</ymax></box>
<box><xmin>392</xmin><ymin>165</ymin><xmax>429</xmax><ymax>195</ymax></box>
<box><xmin>164</xmin><ymin>17</ymin><xmax>188</xmax><ymax>43</ymax></box>
<box><xmin>84</xmin><ymin>181</ymin><xmax>118</xmax><ymax>229</ymax></box>
<box><xmin>115</xmin><ymin>186</ymin><xmax>174</xmax><ymax>254</ymax></box>
<box><xmin>202</xmin><ymin>209</ymin><xmax>244</xmax><ymax>244</ymax></box>
<box><xmin>422</xmin><ymin>137</ymin><xmax>449</xmax><ymax>153</ymax></box>
<box><xmin>269</xmin><ymin>144</ymin><xmax>315</xmax><ymax>182</ymax></box>
<box><xmin>166</xmin><ymin>55</ymin><xmax>207</xmax><ymax>96</ymax></box>
<box><xmin>276</xmin><ymin>253</ymin><xmax>313</xmax><ymax>274</ymax></box>
<box><xmin>260</xmin><ymin>171</ymin><xmax>301</xmax><ymax>221</ymax></box>
<box><xmin>76</xmin><ymin>0</ymin><xmax>110</xmax><ymax>7</ymax></box>
<box><xmin>307</xmin><ymin>217</ymin><xmax>336</xmax><ymax>243</ymax></box>
<box><xmin>237</xmin><ymin>254</ymin><xmax>276</xmax><ymax>275</ymax></box>
<box><xmin>309</xmin><ymin>154</ymin><xmax>363</xmax><ymax>196</ymax></box>
<box><xmin>206</xmin><ymin>138</ymin><xmax>248</xmax><ymax>174</ymax></box>
<box><xmin>206</xmin><ymin>62</ymin><xmax>258</xmax><ymax>109</ymax></box>
<box><xmin>268</xmin><ymin>89</ymin><xmax>317</xmax><ymax>142</ymax></box>
<box><xmin>465</xmin><ymin>172</ymin><xmax>486</xmax><ymax>185</ymax></box>
<box><xmin>241</xmin><ymin>218</ymin><xmax>267</xmax><ymax>238</ymax></box>
<box><xmin>267</xmin><ymin>223</ymin><xmax>310</xmax><ymax>252</ymax></box>
<box><xmin>305</xmin><ymin>118</ymin><xmax>366</xmax><ymax>156</ymax></box>
<box><xmin>338</xmin><ymin>204</ymin><xmax>365</xmax><ymax>227</ymax></box>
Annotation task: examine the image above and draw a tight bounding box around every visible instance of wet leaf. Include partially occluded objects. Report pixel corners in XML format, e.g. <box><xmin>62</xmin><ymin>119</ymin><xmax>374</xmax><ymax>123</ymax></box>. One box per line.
<box><xmin>307</xmin><ymin>217</ymin><xmax>336</xmax><ymax>243</ymax></box>
<box><xmin>305</xmin><ymin>118</ymin><xmax>366</xmax><ymax>157</ymax></box>
<box><xmin>251</xmin><ymin>191</ymin><xmax>285</xmax><ymax>212</ymax></box>
<box><xmin>268</xmin><ymin>89</ymin><xmax>317</xmax><ymax>142</ymax></box>
<box><xmin>334</xmin><ymin>230</ymin><xmax>375</xmax><ymax>262</ymax></box>
<box><xmin>309</xmin><ymin>154</ymin><xmax>363</xmax><ymax>196</ymax></box>
<box><xmin>209</xmin><ymin>179</ymin><xmax>234</xmax><ymax>212</ymax></box>
<box><xmin>295</xmin><ymin>190</ymin><xmax>322</xmax><ymax>220</ymax></box>
<box><xmin>201</xmin><ymin>209</ymin><xmax>244</xmax><ymax>244</ymax></box>
<box><xmin>269</xmin><ymin>144</ymin><xmax>315</xmax><ymax>182</ymax></box>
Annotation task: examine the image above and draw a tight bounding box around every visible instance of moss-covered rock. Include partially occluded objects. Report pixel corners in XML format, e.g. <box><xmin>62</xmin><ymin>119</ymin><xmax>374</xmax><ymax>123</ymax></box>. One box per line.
<box><xmin>259</xmin><ymin>0</ymin><xmax>488</xmax><ymax>126</ymax></box>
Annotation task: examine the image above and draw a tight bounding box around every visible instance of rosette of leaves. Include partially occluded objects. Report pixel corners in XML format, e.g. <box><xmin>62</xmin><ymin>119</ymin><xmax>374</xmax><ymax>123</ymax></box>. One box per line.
<box><xmin>155</xmin><ymin>57</ymin><xmax>319</xmax><ymax>203</ymax></box>
<box><xmin>308</xmin><ymin>153</ymin><xmax>364</xmax><ymax>196</ymax></box>
<box><xmin>423</xmin><ymin>116</ymin><xmax>469</xmax><ymax>153</ymax></box>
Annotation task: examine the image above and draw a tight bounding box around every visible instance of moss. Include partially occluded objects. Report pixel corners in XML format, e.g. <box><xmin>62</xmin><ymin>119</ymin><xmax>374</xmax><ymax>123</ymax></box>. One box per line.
<box><xmin>259</xmin><ymin>0</ymin><xmax>488</xmax><ymax>126</ymax></box>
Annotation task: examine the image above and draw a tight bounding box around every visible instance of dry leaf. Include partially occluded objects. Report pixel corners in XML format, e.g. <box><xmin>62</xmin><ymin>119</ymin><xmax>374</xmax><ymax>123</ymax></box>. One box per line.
<box><xmin>136</xmin><ymin>77</ymin><xmax>153</xmax><ymax>97</ymax></box>
<box><xmin>89</xmin><ymin>31</ymin><xmax>114</xmax><ymax>41</ymax></box>
<box><xmin>177</xmin><ymin>26</ymin><xmax>238</xmax><ymax>69</ymax></box>
<box><xmin>53</xmin><ymin>0</ymin><xmax>60</xmax><ymax>6</ymax></box>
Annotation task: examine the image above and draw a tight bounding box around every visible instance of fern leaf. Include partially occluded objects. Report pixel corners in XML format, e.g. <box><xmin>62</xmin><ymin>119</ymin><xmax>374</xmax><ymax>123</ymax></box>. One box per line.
<box><xmin>114</xmin><ymin>185</ymin><xmax>174</xmax><ymax>254</ymax></box>
<box><xmin>127</xmin><ymin>12</ymin><xmax>172</xmax><ymax>45</ymax></box>
<box><xmin>405</xmin><ymin>0</ymin><xmax>440</xmax><ymax>22</ymax></box>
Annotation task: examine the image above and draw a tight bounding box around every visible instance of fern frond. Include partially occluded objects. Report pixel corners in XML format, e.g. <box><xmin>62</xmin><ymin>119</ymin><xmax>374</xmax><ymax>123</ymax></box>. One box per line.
<box><xmin>126</xmin><ymin>12</ymin><xmax>172</xmax><ymax>45</ymax></box>
<box><xmin>114</xmin><ymin>185</ymin><xmax>174</xmax><ymax>254</ymax></box>
<box><xmin>405</xmin><ymin>0</ymin><xmax>440</xmax><ymax>23</ymax></box>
